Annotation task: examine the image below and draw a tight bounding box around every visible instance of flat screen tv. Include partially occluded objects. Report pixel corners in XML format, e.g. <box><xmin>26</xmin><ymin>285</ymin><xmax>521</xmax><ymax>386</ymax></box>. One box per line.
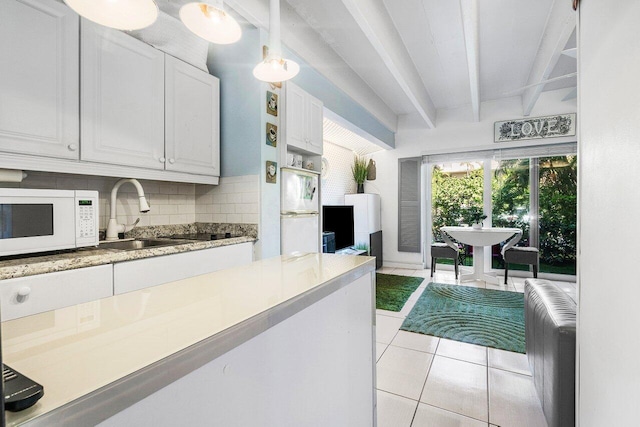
<box><xmin>322</xmin><ymin>205</ymin><xmax>354</xmax><ymax>251</ymax></box>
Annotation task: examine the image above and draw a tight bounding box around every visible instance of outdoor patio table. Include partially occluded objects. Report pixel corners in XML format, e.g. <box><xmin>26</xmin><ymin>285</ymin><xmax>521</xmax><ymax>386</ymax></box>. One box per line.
<box><xmin>440</xmin><ymin>226</ymin><xmax>522</xmax><ymax>284</ymax></box>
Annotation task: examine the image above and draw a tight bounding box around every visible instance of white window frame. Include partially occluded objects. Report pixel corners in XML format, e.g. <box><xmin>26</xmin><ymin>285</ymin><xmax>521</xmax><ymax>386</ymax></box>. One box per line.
<box><xmin>422</xmin><ymin>142</ymin><xmax>577</xmax><ymax>282</ymax></box>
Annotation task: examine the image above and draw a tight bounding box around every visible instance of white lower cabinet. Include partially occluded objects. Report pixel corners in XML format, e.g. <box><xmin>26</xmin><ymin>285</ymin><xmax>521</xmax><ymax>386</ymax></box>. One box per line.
<box><xmin>113</xmin><ymin>243</ymin><xmax>253</xmax><ymax>295</ymax></box>
<box><xmin>0</xmin><ymin>265</ymin><xmax>113</xmax><ymax>322</ymax></box>
<box><xmin>0</xmin><ymin>244</ymin><xmax>253</xmax><ymax>320</ymax></box>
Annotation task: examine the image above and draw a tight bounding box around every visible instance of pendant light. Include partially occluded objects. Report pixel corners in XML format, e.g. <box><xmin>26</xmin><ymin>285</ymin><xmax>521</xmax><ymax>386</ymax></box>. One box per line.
<box><xmin>253</xmin><ymin>0</ymin><xmax>300</xmax><ymax>83</ymax></box>
<box><xmin>180</xmin><ymin>1</ymin><xmax>242</xmax><ymax>45</ymax></box>
<box><xmin>64</xmin><ymin>0</ymin><xmax>158</xmax><ymax>31</ymax></box>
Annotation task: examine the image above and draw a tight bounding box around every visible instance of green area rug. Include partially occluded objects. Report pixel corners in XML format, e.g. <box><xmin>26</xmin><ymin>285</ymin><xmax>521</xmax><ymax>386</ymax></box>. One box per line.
<box><xmin>376</xmin><ymin>273</ymin><xmax>424</xmax><ymax>312</ymax></box>
<box><xmin>401</xmin><ymin>283</ymin><xmax>525</xmax><ymax>353</ymax></box>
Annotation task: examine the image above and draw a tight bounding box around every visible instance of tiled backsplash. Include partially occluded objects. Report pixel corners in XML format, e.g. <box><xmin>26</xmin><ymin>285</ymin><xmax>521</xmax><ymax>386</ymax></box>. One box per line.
<box><xmin>9</xmin><ymin>172</ymin><xmax>197</xmax><ymax>229</ymax></box>
<box><xmin>5</xmin><ymin>171</ymin><xmax>261</xmax><ymax>230</ymax></box>
<box><xmin>195</xmin><ymin>175</ymin><xmax>260</xmax><ymax>224</ymax></box>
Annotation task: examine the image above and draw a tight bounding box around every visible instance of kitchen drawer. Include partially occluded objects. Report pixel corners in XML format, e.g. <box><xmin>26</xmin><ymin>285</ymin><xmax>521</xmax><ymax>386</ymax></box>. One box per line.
<box><xmin>1</xmin><ymin>265</ymin><xmax>113</xmax><ymax>321</ymax></box>
<box><xmin>114</xmin><ymin>243</ymin><xmax>253</xmax><ymax>295</ymax></box>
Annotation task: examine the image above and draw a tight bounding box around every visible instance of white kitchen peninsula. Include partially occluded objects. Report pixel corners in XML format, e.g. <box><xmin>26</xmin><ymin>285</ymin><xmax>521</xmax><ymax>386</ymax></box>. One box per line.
<box><xmin>2</xmin><ymin>253</ymin><xmax>376</xmax><ymax>426</ymax></box>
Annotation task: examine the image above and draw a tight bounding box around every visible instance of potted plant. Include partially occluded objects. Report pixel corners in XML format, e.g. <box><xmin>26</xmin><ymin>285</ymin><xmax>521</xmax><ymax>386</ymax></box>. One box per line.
<box><xmin>464</xmin><ymin>206</ymin><xmax>487</xmax><ymax>229</ymax></box>
<box><xmin>352</xmin><ymin>155</ymin><xmax>368</xmax><ymax>193</ymax></box>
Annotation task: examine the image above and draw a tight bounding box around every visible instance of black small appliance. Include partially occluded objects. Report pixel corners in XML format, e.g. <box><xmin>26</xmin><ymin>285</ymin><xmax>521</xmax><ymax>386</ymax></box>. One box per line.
<box><xmin>322</xmin><ymin>232</ymin><xmax>336</xmax><ymax>253</ymax></box>
<box><xmin>3</xmin><ymin>364</ymin><xmax>44</xmax><ymax>412</ymax></box>
<box><xmin>322</xmin><ymin>206</ymin><xmax>355</xmax><ymax>251</ymax></box>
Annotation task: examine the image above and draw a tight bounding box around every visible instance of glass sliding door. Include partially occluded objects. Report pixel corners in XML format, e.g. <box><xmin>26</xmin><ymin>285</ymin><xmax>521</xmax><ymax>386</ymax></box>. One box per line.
<box><xmin>431</xmin><ymin>161</ymin><xmax>484</xmax><ymax>267</ymax></box>
<box><xmin>490</xmin><ymin>154</ymin><xmax>577</xmax><ymax>275</ymax></box>
<box><xmin>538</xmin><ymin>155</ymin><xmax>577</xmax><ymax>274</ymax></box>
<box><xmin>426</xmin><ymin>145</ymin><xmax>577</xmax><ymax>278</ymax></box>
<box><xmin>491</xmin><ymin>158</ymin><xmax>530</xmax><ymax>270</ymax></box>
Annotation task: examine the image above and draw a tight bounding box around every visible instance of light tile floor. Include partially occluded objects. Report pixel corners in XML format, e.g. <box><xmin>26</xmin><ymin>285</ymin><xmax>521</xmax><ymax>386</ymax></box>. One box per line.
<box><xmin>375</xmin><ymin>267</ymin><xmax>577</xmax><ymax>427</ymax></box>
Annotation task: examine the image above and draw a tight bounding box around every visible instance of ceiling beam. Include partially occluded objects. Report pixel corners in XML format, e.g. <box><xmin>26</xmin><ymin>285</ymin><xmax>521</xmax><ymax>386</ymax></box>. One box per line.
<box><xmin>460</xmin><ymin>0</ymin><xmax>480</xmax><ymax>122</ymax></box>
<box><xmin>522</xmin><ymin>0</ymin><xmax>576</xmax><ymax>116</ymax></box>
<box><xmin>504</xmin><ymin>72</ymin><xmax>577</xmax><ymax>96</ymax></box>
<box><xmin>562</xmin><ymin>87</ymin><xmax>577</xmax><ymax>101</ymax></box>
<box><xmin>224</xmin><ymin>0</ymin><xmax>399</xmax><ymax>132</ymax></box>
<box><xmin>338</xmin><ymin>0</ymin><xmax>437</xmax><ymax>128</ymax></box>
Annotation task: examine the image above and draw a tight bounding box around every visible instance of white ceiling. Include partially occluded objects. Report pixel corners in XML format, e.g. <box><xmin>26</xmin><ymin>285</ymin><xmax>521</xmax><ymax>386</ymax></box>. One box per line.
<box><xmin>384</xmin><ymin>0</ymin><xmax>470</xmax><ymax>110</ymax></box>
<box><xmin>286</xmin><ymin>0</ymin><xmax>414</xmax><ymax>115</ymax></box>
<box><xmin>281</xmin><ymin>0</ymin><xmax>577</xmax><ymax>126</ymax></box>
<box><xmin>156</xmin><ymin>0</ymin><xmax>577</xmax><ymax>131</ymax></box>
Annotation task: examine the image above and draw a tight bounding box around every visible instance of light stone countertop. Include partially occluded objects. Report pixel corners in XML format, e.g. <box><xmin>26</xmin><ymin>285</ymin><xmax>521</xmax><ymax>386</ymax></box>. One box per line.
<box><xmin>0</xmin><ymin>236</ymin><xmax>256</xmax><ymax>281</ymax></box>
<box><xmin>1</xmin><ymin>253</ymin><xmax>376</xmax><ymax>426</ymax></box>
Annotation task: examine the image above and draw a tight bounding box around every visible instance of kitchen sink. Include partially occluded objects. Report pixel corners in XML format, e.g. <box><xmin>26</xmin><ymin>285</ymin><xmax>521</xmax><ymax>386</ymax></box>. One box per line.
<box><xmin>97</xmin><ymin>238</ymin><xmax>194</xmax><ymax>251</ymax></box>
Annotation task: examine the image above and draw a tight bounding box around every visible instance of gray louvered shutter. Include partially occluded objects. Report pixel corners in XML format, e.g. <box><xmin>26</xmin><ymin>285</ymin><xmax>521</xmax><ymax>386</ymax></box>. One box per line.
<box><xmin>398</xmin><ymin>158</ymin><xmax>421</xmax><ymax>252</ymax></box>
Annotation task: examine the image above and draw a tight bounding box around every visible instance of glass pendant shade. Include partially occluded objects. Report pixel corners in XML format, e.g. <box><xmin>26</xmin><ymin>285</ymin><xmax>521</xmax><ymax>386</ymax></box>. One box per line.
<box><xmin>64</xmin><ymin>0</ymin><xmax>158</xmax><ymax>31</ymax></box>
<box><xmin>253</xmin><ymin>56</ymin><xmax>300</xmax><ymax>82</ymax></box>
<box><xmin>253</xmin><ymin>0</ymin><xmax>299</xmax><ymax>83</ymax></box>
<box><xmin>180</xmin><ymin>2</ymin><xmax>242</xmax><ymax>45</ymax></box>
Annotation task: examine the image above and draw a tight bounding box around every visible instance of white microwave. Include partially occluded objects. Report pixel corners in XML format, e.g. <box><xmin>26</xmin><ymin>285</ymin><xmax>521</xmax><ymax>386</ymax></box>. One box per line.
<box><xmin>0</xmin><ymin>189</ymin><xmax>99</xmax><ymax>257</ymax></box>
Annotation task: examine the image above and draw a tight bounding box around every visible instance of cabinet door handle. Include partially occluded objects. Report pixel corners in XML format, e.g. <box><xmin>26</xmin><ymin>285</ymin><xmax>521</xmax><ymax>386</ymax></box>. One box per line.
<box><xmin>169</xmin><ymin>158</ymin><xmax>175</xmax><ymax>164</ymax></box>
<box><xmin>68</xmin><ymin>143</ymin><xmax>78</xmax><ymax>151</ymax></box>
<box><xmin>159</xmin><ymin>157</ymin><xmax>166</xmax><ymax>163</ymax></box>
<box><xmin>17</xmin><ymin>286</ymin><xmax>31</xmax><ymax>303</ymax></box>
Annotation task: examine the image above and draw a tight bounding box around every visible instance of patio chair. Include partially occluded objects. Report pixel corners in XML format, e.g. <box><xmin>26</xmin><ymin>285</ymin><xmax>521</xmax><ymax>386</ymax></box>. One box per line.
<box><xmin>431</xmin><ymin>243</ymin><xmax>459</xmax><ymax>279</ymax></box>
<box><xmin>504</xmin><ymin>246</ymin><xmax>539</xmax><ymax>284</ymax></box>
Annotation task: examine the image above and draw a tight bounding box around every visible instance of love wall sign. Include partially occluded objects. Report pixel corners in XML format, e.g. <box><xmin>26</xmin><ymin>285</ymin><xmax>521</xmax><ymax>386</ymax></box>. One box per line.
<box><xmin>494</xmin><ymin>113</ymin><xmax>576</xmax><ymax>142</ymax></box>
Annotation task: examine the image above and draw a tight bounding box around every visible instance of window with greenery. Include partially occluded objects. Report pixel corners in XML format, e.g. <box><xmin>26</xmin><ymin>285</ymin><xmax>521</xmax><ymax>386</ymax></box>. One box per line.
<box><xmin>491</xmin><ymin>159</ymin><xmax>530</xmax><ymax>270</ymax></box>
<box><xmin>430</xmin><ymin>152</ymin><xmax>577</xmax><ymax>276</ymax></box>
<box><xmin>431</xmin><ymin>163</ymin><xmax>484</xmax><ymax>266</ymax></box>
<box><xmin>538</xmin><ymin>155</ymin><xmax>577</xmax><ymax>274</ymax></box>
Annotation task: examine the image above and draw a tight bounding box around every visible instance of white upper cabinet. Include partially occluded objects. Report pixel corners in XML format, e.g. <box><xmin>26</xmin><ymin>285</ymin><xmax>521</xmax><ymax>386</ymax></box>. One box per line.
<box><xmin>80</xmin><ymin>19</ymin><xmax>165</xmax><ymax>170</ymax></box>
<box><xmin>285</xmin><ymin>82</ymin><xmax>323</xmax><ymax>155</ymax></box>
<box><xmin>285</xmin><ymin>83</ymin><xmax>307</xmax><ymax>152</ymax></box>
<box><xmin>306</xmin><ymin>96</ymin><xmax>324</xmax><ymax>154</ymax></box>
<box><xmin>0</xmin><ymin>2</ymin><xmax>220</xmax><ymax>182</ymax></box>
<box><xmin>0</xmin><ymin>0</ymin><xmax>79</xmax><ymax>159</ymax></box>
<box><xmin>165</xmin><ymin>55</ymin><xmax>220</xmax><ymax>176</ymax></box>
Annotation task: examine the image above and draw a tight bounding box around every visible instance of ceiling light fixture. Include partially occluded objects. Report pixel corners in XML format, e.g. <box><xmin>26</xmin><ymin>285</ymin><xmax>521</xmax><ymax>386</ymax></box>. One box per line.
<box><xmin>64</xmin><ymin>0</ymin><xmax>158</xmax><ymax>31</ymax></box>
<box><xmin>180</xmin><ymin>1</ymin><xmax>242</xmax><ymax>45</ymax></box>
<box><xmin>252</xmin><ymin>0</ymin><xmax>299</xmax><ymax>83</ymax></box>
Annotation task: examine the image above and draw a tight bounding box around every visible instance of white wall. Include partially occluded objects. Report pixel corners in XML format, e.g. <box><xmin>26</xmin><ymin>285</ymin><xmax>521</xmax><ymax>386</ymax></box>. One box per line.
<box><xmin>578</xmin><ymin>1</ymin><xmax>640</xmax><ymax>424</ymax></box>
<box><xmin>372</xmin><ymin>89</ymin><xmax>577</xmax><ymax>268</ymax></box>
<box><xmin>321</xmin><ymin>142</ymin><xmax>358</xmax><ymax>206</ymax></box>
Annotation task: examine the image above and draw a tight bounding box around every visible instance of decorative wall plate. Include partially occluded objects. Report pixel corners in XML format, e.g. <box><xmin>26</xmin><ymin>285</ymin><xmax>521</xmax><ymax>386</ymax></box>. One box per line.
<box><xmin>321</xmin><ymin>157</ymin><xmax>330</xmax><ymax>179</ymax></box>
